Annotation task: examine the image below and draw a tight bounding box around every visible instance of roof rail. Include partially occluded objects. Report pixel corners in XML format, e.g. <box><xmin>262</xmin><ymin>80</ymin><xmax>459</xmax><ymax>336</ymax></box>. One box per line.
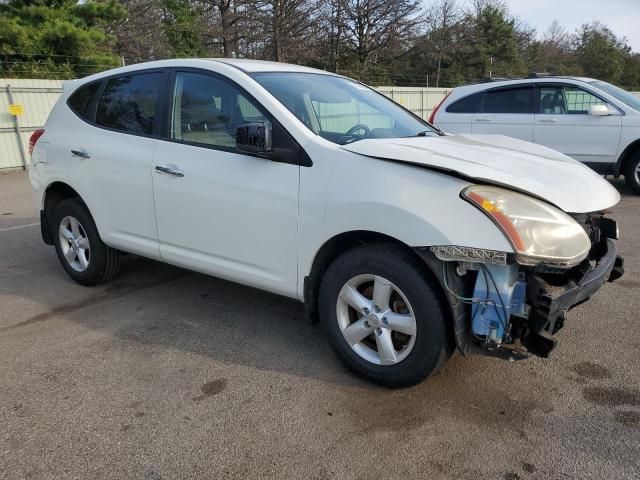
<box><xmin>477</xmin><ymin>77</ymin><xmax>518</xmax><ymax>83</ymax></box>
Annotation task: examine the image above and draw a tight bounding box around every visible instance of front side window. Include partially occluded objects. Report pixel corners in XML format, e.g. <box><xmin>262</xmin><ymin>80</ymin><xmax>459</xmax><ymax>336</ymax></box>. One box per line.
<box><xmin>563</xmin><ymin>86</ymin><xmax>604</xmax><ymax>114</ymax></box>
<box><xmin>171</xmin><ymin>72</ymin><xmax>268</xmax><ymax>149</ymax></box>
<box><xmin>96</xmin><ymin>72</ymin><xmax>164</xmax><ymax>135</ymax></box>
<box><xmin>482</xmin><ymin>87</ymin><xmax>534</xmax><ymax>114</ymax></box>
<box><xmin>538</xmin><ymin>85</ymin><xmax>605</xmax><ymax>115</ymax></box>
<box><xmin>252</xmin><ymin>73</ymin><xmax>438</xmax><ymax>144</ymax></box>
<box><xmin>68</xmin><ymin>81</ymin><xmax>100</xmax><ymax>121</ymax></box>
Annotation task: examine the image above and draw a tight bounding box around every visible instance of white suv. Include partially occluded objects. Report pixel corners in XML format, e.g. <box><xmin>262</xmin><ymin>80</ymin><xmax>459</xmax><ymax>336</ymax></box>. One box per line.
<box><xmin>431</xmin><ymin>76</ymin><xmax>640</xmax><ymax>193</ymax></box>
<box><xmin>29</xmin><ymin>60</ymin><xmax>624</xmax><ymax>387</ymax></box>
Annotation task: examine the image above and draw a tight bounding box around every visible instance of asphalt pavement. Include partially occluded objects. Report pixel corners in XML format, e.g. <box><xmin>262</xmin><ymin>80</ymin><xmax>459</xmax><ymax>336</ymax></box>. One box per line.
<box><xmin>1</xmin><ymin>170</ymin><xmax>639</xmax><ymax>480</ymax></box>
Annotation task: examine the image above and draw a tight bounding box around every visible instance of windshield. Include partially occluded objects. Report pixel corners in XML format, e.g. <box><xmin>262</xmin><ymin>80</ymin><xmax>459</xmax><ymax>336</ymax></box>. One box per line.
<box><xmin>252</xmin><ymin>72</ymin><xmax>439</xmax><ymax>144</ymax></box>
<box><xmin>590</xmin><ymin>80</ymin><xmax>640</xmax><ymax>112</ymax></box>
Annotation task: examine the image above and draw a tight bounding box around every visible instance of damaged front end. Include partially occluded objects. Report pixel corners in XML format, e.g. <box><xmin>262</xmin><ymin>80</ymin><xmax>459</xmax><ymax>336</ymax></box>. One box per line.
<box><xmin>520</xmin><ymin>215</ymin><xmax>623</xmax><ymax>357</ymax></box>
<box><xmin>417</xmin><ymin>204</ymin><xmax>624</xmax><ymax>361</ymax></box>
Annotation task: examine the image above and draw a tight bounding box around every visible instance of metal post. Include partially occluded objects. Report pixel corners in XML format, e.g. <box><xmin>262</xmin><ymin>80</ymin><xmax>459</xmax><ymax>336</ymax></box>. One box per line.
<box><xmin>7</xmin><ymin>84</ymin><xmax>28</xmax><ymax>170</ymax></box>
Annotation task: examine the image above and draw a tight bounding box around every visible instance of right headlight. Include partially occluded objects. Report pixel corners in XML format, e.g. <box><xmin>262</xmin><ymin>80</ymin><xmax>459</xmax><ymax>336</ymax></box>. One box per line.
<box><xmin>462</xmin><ymin>185</ymin><xmax>591</xmax><ymax>268</ymax></box>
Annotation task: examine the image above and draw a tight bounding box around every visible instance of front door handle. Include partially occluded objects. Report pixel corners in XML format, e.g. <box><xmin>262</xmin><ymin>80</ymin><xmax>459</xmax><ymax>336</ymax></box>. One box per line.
<box><xmin>538</xmin><ymin>118</ymin><xmax>559</xmax><ymax>123</ymax></box>
<box><xmin>71</xmin><ymin>149</ymin><xmax>90</xmax><ymax>159</ymax></box>
<box><xmin>155</xmin><ymin>165</ymin><xmax>184</xmax><ymax>177</ymax></box>
<box><xmin>474</xmin><ymin>117</ymin><xmax>491</xmax><ymax>122</ymax></box>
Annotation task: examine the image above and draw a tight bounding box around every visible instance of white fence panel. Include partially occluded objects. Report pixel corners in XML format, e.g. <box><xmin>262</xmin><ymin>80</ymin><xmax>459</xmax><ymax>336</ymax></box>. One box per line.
<box><xmin>376</xmin><ymin>86</ymin><xmax>452</xmax><ymax>120</ymax></box>
<box><xmin>0</xmin><ymin>78</ymin><xmax>639</xmax><ymax>170</ymax></box>
<box><xmin>0</xmin><ymin>79</ymin><xmax>63</xmax><ymax>170</ymax></box>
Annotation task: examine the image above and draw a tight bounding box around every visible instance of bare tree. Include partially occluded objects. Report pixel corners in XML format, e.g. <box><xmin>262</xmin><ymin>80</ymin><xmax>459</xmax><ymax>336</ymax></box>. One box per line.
<box><xmin>325</xmin><ymin>0</ymin><xmax>344</xmax><ymax>70</ymax></box>
<box><xmin>200</xmin><ymin>0</ymin><xmax>254</xmax><ymax>57</ymax></box>
<box><xmin>115</xmin><ymin>0</ymin><xmax>171</xmax><ymax>62</ymax></box>
<box><xmin>256</xmin><ymin>0</ymin><xmax>318</xmax><ymax>62</ymax></box>
<box><xmin>340</xmin><ymin>0</ymin><xmax>422</xmax><ymax>71</ymax></box>
<box><xmin>468</xmin><ymin>0</ymin><xmax>506</xmax><ymax>18</ymax></box>
<box><xmin>533</xmin><ymin>20</ymin><xmax>575</xmax><ymax>74</ymax></box>
<box><xmin>544</xmin><ymin>20</ymin><xmax>570</xmax><ymax>46</ymax></box>
<box><xmin>425</xmin><ymin>0</ymin><xmax>459</xmax><ymax>87</ymax></box>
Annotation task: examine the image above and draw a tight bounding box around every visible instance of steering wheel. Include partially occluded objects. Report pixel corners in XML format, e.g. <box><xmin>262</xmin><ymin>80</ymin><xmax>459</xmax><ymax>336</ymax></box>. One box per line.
<box><xmin>338</xmin><ymin>124</ymin><xmax>370</xmax><ymax>144</ymax></box>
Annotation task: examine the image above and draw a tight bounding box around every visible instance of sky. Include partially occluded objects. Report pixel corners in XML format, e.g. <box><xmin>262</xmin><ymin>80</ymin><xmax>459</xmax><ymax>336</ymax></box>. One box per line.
<box><xmin>504</xmin><ymin>0</ymin><xmax>640</xmax><ymax>51</ymax></box>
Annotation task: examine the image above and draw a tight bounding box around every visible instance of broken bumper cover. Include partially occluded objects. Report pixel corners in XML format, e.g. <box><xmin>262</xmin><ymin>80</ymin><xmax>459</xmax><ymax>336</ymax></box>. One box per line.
<box><xmin>523</xmin><ymin>238</ymin><xmax>624</xmax><ymax>357</ymax></box>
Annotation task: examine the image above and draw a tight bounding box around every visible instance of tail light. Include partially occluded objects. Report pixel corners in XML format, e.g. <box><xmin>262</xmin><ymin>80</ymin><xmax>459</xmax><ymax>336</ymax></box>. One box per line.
<box><xmin>428</xmin><ymin>91</ymin><xmax>451</xmax><ymax>124</ymax></box>
<box><xmin>29</xmin><ymin>128</ymin><xmax>45</xmax><ymax>156</ymax></box>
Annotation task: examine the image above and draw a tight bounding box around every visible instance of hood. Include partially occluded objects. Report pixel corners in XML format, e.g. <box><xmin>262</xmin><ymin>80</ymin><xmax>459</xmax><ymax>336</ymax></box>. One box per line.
<box><xmin>341</xmin><ymin>134</ymin><xmax>620</xmax><ymax>213</ymax></box>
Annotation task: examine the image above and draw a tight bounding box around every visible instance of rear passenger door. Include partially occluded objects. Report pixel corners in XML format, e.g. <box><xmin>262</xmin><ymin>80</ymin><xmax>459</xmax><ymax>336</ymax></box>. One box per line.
<box><xmin>66</xmin><ymin>70</ymin><xmax>167</xmax><ymax>259</ymax></box>
<box><xmin>472</xmin><ymin>85</ymin><xmax>535</xmax><ymax>142</ymax></box>
<box><xmin>533</xmin><ymin>83</ymin><xmax>622</xmax><ymax>169</ymax></box>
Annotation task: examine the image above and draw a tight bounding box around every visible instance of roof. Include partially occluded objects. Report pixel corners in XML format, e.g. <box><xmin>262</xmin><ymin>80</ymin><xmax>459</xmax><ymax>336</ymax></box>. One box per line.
<box><xmin>65</xmin><ymin>58</ymin><xmax>337</xmax><ymax>91</ymax></box>
<box><xmin>462</xmin><ymin>76</ymin><xmax>597</xmax><ymax>89</ymax></box>
<box><xmin>209</xmin><ymin>58</ymin><xmax>335</xmax><ymax>75</ymax></box>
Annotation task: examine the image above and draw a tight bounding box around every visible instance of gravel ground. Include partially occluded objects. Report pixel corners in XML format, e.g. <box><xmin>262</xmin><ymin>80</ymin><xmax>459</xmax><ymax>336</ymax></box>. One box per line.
<box><xmin>1</xmin><ymin>170</ymin><xmax>639</xmax><ymax>480</ymax></box>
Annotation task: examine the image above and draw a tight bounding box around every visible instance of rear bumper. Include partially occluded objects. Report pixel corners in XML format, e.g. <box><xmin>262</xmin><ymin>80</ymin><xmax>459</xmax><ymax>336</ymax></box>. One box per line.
<box><xmin>522</xmin><ymin>238</ymin><xmax>623</xmax><ymax>356</ymax></box>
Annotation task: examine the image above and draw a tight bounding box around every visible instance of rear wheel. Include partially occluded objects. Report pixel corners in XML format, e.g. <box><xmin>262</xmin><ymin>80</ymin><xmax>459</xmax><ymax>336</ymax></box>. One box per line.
<box><xmin>52</xmin><ymin>198</ymin><xmax>120</xmax><ymax>286</ymax></box>
<box><xmin>624</xmin><ymin>153</ymin><xmax>640</xmax><ymax>195</ymax></box>
<box><xmin>319</xmin><ymin>244</ymin><xmax>449</xmax><ymax>388</ymax></box>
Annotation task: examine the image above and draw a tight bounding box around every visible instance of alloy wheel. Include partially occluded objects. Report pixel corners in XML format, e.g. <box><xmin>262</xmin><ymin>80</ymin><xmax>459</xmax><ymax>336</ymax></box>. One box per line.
<box><xmin>58</xmin><ymin>216</ymin><xmax>91</xmax><ymax>272</ymax></box>
<box><xmin>336</xmin><ymin>274</ymin><xmax>417</xmax><ymax>365</ymax></box>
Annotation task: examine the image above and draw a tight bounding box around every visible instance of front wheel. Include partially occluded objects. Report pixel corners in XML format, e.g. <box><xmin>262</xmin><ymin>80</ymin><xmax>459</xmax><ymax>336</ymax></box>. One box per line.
<box><xmin>319</xmin><ymin>244</ymin><xmax>450</xmax><ymax>388</ymax></box>
<box><xmin>624</xmin><ymin>153</ymin><xmax>640</xmax><ymax>195</ymax></box>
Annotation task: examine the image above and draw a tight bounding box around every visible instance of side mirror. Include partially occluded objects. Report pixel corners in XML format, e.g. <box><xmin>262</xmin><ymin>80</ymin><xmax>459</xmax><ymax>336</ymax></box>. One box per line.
<box><xmin>589</xmin><ymin>104</ymin><xmax>611</xmax><ymax>116</ymax></box>
<box><xmin>235</xmin><ymin>121</ymin><xmax>272</xmax><ymax>154</ymax></box>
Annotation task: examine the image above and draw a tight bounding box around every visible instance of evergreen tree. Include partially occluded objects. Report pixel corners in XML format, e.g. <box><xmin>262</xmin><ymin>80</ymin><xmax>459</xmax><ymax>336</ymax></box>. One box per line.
<box><xmin>575</xmin><ymin>22</ymin><xmax>629</xmax><ymax>84</ymax></box>
<box><xmin>0</xmin><ymin>0</ymin><xmax>126</xmax><ymax>78</ymax></box>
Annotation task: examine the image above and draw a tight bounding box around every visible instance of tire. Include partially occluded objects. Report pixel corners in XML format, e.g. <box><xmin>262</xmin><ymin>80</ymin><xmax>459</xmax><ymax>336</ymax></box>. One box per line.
<box><xmin>319</xmin><ymin>243</ymin><xmax>450</xmax><ymax>388</ymax></box>
<box><xmin>52</xmin><ymin>198</ymin><xmax>120</xmax><ymax>286</ymax></box>
<box><xmin>625</xmin><ymin>153</ymin><xmax>640</xmax><ymax>195</ymax></box>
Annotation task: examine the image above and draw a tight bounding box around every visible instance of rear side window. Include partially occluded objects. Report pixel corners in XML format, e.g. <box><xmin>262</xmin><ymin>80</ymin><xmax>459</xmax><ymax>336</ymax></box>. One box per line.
<box><xmin>446</xmin><ymin>92</ymin><xmax>482</xmax><ymax>113</ymax></box>
<box><xmin>96</xmin><ymin>73</ymin><xmax>164</xmax><ymax>135</ymax></box>
<box><xmin>68</xmin><ymin>82</ymin><xmax>100</xmax><ymax>121</ymax></box>
<box><xmin>482</xmin><ymin>87</ymin><xmax>534</xmax><ymax>114</ymax></box>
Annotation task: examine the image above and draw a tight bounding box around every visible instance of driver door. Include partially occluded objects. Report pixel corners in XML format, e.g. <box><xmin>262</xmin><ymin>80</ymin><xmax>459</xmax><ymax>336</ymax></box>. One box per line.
<box><xmin>151</xmin><ymin>70</ymin><xmax>300</xmax><ymax>297</ymax></box>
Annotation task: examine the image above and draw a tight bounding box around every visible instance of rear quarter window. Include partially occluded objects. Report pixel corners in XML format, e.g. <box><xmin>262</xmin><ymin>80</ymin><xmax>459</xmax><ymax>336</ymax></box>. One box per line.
<box><xmin>68</xmin><ymin>82</ymin><xmax>101</xmax><ymax>121</ymax></box>
<box><xmin>446</xmin><ymin>92</ymin><xmax>482</xmax><ymax>113</ymax></box>
<box><xmin>96</xmin><ymin>72</ymin><xmax>165</xmax><ymax>135</ymax></box>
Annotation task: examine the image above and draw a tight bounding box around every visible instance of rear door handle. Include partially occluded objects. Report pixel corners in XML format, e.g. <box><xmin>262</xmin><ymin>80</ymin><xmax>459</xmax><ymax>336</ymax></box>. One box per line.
<box><xmin>538</xmin><ymin>118</ymin><xmax>559</xmax><ymax>123</ymax></box>
<box><xmin>71</xmin><ymin>149</ymin><xmax>90</xmax><ymax>159</ymax></box>
<box><xmin>155</xmin><ymin>165</ymin><xmax>185</xmax><ymax>177</ymax></box>
<box><xmin>474</xmin><ymin>117</ymin><xmax>491</xmax><ymax>123</ymax></box>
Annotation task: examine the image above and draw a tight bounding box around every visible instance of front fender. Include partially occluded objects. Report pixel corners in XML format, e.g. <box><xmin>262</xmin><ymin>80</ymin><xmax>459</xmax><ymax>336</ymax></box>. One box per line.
<box><xmin>297</xmin><ymin>148</ymin><xmax>513</xmax><ymax>298</ymax></box>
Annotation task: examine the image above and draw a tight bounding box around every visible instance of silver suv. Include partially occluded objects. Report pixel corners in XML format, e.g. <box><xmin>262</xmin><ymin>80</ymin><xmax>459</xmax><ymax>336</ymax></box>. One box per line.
<box><xmin>431</xmin><ymin>76</ymin><xmax>640</xmax><ymax>193</ymax></box>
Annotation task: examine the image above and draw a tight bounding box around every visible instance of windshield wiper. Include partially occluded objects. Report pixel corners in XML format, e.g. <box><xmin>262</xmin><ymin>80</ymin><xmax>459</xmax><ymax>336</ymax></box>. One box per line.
<box><xmin>416</xmin><ymin>128</ymin><xmax>443</xmax><ymax>137</ymax></box>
